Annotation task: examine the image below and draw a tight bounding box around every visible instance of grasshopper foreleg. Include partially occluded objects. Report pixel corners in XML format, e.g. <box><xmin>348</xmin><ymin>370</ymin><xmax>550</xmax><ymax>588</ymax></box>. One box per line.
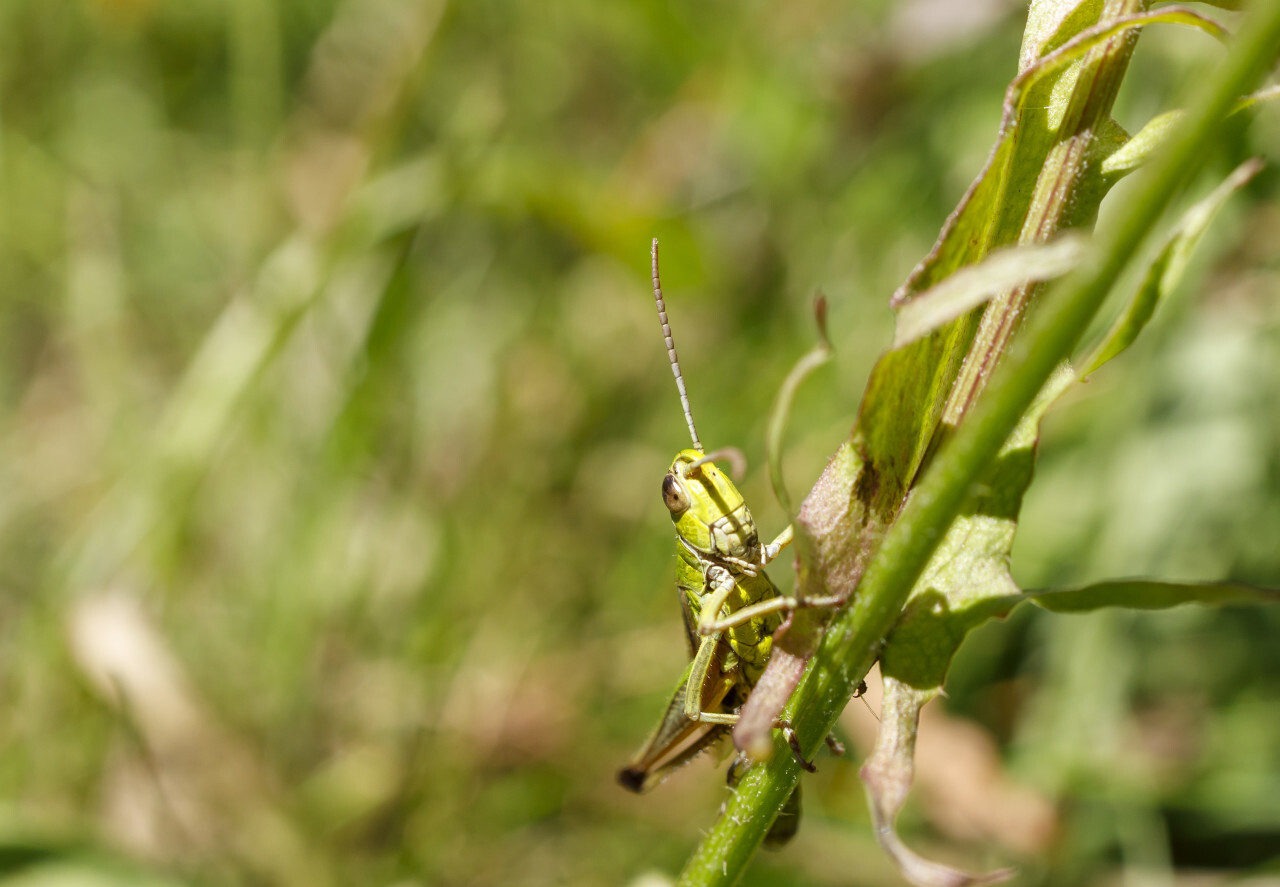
<box><xmin>695</xmin><ymin>526</ymin><xmax>795</xmax><ymax>578</ymax></box>
<box><xmin>694</xmin><ymin>525</ymin><xmax>846</xmax><ymax>635</ymax></box>
<box><xmin>761</xmin><ymin>525</ymin><xmax>793</xmax><ymax>566</ymax></box>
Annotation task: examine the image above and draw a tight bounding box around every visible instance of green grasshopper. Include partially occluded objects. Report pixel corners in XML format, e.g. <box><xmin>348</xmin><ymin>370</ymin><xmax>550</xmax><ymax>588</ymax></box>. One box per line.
<box><xmin>617</xmin><ymin>239</ymin><xmax>814</xmax><ymax>846</ymax></box>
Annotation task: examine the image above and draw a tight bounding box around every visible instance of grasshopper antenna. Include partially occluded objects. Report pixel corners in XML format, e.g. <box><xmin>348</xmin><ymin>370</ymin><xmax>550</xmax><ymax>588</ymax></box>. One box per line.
<box><xmin>651</xmin><ymin>238</ymin><xmax>703</xmax><ymax>452</ymax></box>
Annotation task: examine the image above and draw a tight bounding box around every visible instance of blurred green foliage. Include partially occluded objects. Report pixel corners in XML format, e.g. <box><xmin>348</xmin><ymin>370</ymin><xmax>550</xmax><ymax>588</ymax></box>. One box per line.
<box><xmin>0</xmin><ymin>1</ymin><xmax>1276</xmax><ymax>885</ymax></box>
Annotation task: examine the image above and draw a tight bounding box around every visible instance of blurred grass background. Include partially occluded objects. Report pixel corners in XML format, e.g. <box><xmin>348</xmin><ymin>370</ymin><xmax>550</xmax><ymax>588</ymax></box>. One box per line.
<box><xmin>0</xmin><ymin>1</ymin><xmax>1277</xmax><ymax>885</ymax></box>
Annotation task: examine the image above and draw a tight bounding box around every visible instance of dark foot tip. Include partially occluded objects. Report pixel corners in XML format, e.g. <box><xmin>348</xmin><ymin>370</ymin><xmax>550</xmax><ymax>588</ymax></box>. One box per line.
<box><xmin>616</xmin><ymin>768</ymin><xmax>646</xmax><ymax>793</ymax></box>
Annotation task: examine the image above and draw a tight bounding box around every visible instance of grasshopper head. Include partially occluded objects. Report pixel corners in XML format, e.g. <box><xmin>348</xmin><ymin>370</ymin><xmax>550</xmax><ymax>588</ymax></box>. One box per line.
<box><xmin>662</xmin><ymin>448</ymin><xmax>759</xmax><ymax>561</ymax></box>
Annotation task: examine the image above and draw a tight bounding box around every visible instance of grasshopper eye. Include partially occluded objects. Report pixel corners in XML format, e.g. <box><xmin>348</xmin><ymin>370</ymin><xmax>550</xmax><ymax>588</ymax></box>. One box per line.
<box><xmin>662</xmin><ymin>474</ymin><xmax>690</xmax><ymax>515</ymax></box>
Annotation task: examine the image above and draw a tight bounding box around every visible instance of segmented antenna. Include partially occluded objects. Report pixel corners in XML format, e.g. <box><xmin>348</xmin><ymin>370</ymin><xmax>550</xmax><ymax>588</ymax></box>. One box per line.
<box><xmin>650</xmin><ymin>239</ymin><xmax>702</xmax><ymax>452</ymax></box>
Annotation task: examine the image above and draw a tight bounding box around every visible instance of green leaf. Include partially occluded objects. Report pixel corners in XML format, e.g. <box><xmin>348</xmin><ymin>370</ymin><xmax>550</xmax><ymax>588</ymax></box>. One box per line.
<box><xmin>892</xmin><ymin>236</ymin><xmax>1087</xmax><ymax>349</ymax></box>
<box><xmin>894</xmin><ymin>5</ymin><xmax>1228</xmax><ymax>307</ymax></box>
<box><xmin>1100</xmin><ymin>109</ymin><xmax>1183</xmax><ymax>179</ymax></box>
<box><xmin>1081</xmin><ymin>157</ymin><xmax>1263</xmax><ymax>377</ymax></box>
<box><xmin>1100</xmin><ymin>88</ymin><xmax>1279</xmax><ymax>180</ymax></box>
<box><xmin>1026</xmin><ymin>579</ymin><xmax>1280</xmax><ymax>612</ymax></box>
<box><xmin>879</xmin><ymin>367</ymin><xmax>1075</xmax><ymax>690</ymax></box>
<box><xmin>968</xmin><ymin>578</ymin><xmax>1280</xmax><ymax>621</ymax></box>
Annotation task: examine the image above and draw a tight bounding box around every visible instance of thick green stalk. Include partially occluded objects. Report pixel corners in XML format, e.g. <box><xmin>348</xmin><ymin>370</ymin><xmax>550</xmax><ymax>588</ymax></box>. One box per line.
<box><xmin>676</xmin><ymin>2</ymin><xmax>1280</xmax><ymax>883</ymax></box>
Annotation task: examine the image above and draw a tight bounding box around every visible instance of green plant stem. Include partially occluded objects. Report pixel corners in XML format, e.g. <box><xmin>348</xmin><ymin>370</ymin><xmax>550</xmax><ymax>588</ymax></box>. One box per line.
<box><xmin>676</xmin><ymin>2</ymin><xmax>1280</xmax><ymax>883</ymax></box>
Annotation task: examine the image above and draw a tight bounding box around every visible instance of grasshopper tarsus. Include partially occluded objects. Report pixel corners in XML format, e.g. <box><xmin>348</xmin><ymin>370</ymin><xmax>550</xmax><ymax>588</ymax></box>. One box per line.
<box><xmin>780</xmin><ymin>722</ymin><xmax>818</xmax><ymax>773</ymax></box>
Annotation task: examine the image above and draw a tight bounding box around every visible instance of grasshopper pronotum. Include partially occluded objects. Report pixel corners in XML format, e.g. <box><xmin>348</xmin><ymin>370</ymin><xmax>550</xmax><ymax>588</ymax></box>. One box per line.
<box><xmin>617</xmin><ymin>240</ymin><xmax>814</xmax><ymax>847</ymax></box>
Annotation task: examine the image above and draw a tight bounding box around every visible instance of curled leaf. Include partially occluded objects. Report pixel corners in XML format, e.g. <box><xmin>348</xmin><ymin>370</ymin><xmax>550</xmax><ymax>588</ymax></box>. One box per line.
<box><xmin>766</xmin><ymin>295</ymin><xmax>834</xmax><ymax>517</ymax></box>
<box><xmin>861</xmin><ymin>677</ymin><xmax>1016</xmax><ymax>887</ymax></box>
<box><xmin>893</xmin><ymin>236</ymin><xmax>1087</xmax><ymax>349</ymax></box>
<box><xmin>1081</xmin><ymin>157</ymin><xmax>1263</xmax><ymax>377</ymax></box>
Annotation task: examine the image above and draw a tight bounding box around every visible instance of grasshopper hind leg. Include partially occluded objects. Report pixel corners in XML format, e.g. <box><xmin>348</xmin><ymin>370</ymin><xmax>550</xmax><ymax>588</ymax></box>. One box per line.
<box><xmin>619</xmin><ymin>660</ymin><xmax>738</xmax><ymax>794</ymax></box>
<box><xmin>764</xmin><ymin>783</ymin><xmax>802</xmax><ymax>848</ymax></box>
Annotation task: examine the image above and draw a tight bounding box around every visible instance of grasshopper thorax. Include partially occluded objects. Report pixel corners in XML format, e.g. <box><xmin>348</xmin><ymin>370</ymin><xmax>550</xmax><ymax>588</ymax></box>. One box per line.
<box><xmin>662</xmin><ymin>448</ymin><xmax>760</xmax><ymax>562</ymax></box>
